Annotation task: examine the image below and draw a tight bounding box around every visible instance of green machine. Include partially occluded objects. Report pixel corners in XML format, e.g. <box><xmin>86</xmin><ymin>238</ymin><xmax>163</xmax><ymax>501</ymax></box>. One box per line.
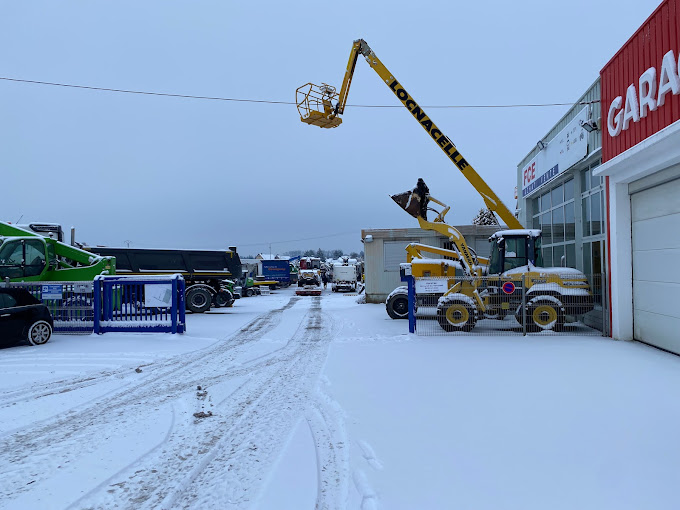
<box><xmin>0</xmin><ymin>222</ymin><xmax>115</xmax><ymax>282</ymax></box>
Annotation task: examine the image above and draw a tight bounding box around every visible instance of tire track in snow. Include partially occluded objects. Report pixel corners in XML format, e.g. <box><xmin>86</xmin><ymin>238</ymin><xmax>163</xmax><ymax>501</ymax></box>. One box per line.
<box><xmin>0</xmin><ymin>297</ymin><xmax>305</xmax><ymax>505</ymax></box>
<box><xmin>72</xmin><ymin>296</ymin><xmax>341</xmax><ymax>510</ymax></box>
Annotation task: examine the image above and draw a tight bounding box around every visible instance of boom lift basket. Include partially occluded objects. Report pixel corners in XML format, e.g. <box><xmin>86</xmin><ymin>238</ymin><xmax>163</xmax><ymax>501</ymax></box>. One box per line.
<box><xmin>296</xmin><ymin>83</ymin><xmax>342</xmax><ymax>128</ymax></box>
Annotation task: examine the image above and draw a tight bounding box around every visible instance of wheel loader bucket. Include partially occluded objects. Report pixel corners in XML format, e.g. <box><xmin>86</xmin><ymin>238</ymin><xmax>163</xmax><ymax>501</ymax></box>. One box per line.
<box><xmin>391</xmin><ymin>190</ymin><xmax>423</xmax><ymax>219</ymax></box>
<box><xmin>296</xmin><ymin>83</ymin><xmax>343</xmax><ymax>129</ymax></box>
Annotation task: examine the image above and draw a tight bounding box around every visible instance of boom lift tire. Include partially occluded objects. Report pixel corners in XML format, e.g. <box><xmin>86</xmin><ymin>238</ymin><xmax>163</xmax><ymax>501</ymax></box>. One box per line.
<box><xmin>186</xmin><ymin>287</ymin><xmax>212</xmax><ymax>313</ymax></box>
<box><xmin>386</xmin><ymin>288</ymin><xmax>409</xmax><ymax>320</ymax></box>
<box><xmin>437</xmin><ymin>295</ymin><xmax>477</xmax><ymax>332</ymax></box>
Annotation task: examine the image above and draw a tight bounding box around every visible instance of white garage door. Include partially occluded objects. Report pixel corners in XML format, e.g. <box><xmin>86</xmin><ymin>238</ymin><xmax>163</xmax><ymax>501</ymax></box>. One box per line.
<box><xmin>631</xmin><ymin>177</ymin><xmax>680</xmax><ymax>353</ymax></box>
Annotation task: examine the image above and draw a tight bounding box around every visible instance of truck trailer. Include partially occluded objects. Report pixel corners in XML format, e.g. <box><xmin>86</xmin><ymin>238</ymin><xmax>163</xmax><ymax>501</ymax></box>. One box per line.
<box><xmin>88</xmin><ymin>246</ymin><xmax>242</xmax><ymax>313</ymax></box>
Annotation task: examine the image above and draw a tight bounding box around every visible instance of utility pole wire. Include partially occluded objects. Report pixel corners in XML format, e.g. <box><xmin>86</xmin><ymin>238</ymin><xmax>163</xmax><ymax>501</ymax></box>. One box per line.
<box><xmin>0</xmin><ymin>76</ymin><xmax>600</xmax><ymax>109</ymax></box>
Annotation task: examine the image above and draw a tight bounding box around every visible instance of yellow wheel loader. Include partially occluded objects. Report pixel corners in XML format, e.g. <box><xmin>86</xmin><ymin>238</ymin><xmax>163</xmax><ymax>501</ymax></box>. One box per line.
<box><xmin>297</xmin><ymin>39</ymin><xmax>594</xmax><ymax>332</ymax></box>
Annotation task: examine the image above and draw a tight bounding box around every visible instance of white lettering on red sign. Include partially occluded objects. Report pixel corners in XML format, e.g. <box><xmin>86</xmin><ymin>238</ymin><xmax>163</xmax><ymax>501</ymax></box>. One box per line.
<box><xmin>523</xmin><ymin>162</ymin><xmax>536</xmax><ymax>186</ymax></box>
<box><xmin>608</xmin><ymin>50</ymin><xmax>680</xmax><ymax>137</ymax></box>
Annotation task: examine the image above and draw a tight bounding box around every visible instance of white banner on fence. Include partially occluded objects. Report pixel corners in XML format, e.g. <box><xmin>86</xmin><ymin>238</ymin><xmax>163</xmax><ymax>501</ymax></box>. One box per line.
<box><xmin>144</xmin><ymin>284</ymin><xmax>173</xmax><ymax>308</ymax></box>
<box><xmin>415</xmin><ymin>278</ymin><xmax>448</xmax><ymax>294</ymax></box>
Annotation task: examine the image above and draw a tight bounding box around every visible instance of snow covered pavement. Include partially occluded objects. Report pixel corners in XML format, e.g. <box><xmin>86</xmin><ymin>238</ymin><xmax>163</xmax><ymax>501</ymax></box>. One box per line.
<box><xmin>1</xmin><ymin>287</ymin><xmax>679</xmax><ymax>509</ymax></box>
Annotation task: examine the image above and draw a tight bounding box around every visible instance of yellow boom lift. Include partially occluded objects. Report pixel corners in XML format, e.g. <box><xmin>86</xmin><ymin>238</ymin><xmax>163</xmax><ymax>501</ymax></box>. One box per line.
<box><xmin>297</xmin><ymin>39</ymin><xmax>594</xmax><ymax>332</ymax></box>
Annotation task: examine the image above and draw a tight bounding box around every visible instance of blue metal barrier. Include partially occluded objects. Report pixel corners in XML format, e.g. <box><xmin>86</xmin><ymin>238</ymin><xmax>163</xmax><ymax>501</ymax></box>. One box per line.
<box><xmin>94</xmin><ymin>275</ymin><xmax>186</xmax><ymax>334</ymax></box>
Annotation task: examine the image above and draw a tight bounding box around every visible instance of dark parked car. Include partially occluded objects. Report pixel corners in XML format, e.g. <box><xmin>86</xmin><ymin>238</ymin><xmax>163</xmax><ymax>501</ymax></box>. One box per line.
<box><xmin>0</xmin><ymin>287</ymin><xmax>53</xmax><ymax>345</ymax></box>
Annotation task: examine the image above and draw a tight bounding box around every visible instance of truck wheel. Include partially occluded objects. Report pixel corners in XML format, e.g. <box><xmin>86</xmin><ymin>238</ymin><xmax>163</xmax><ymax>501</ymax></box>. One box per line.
<box><xmin>386</xmin><ymin>291</ymin><xmax>409</xmax><ymax>319</ymax></box>
<box><xmin>214</xmin><ymin>290</ymin><xmax>233</xmax><ymax>308</ymax></box>
<box><xmin>186</xmin><ymin>287</ymin><xmax>212</xmax><ymax>313</ymax></box>
<box><xmin>245</xmin><ymin>288</ymin><xmax>254</xmax><ymax>297</ymax></box>
<box><xmin>526</xmin><ymin>296</ymin><xmax>565</xmax><ymax>332</ymax></box>
<box><xmin>436</xmin><ymin>296</ymin><xmax>476</xmax><ymax>332</ymax></box>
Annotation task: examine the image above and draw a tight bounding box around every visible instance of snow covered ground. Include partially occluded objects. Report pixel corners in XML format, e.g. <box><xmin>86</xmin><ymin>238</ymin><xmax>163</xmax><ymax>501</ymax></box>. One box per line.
<box><xmin>1</xmin><ymin>287</ymin><xmax>679</xmax><ymax>510</ymax></box>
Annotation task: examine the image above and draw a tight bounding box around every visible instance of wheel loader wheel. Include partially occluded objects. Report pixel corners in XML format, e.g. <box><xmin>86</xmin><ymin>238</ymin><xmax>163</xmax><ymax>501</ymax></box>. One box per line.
<box><xmin>386</xmin><ymin>291</ymin><xmax>409</xmax><ymax>320</ymax></box>
<box><xmin>186</xmin><ymin>287</ymin><xmax>212</xmax><ymax>313</ymax></box>
<box><xmin>525</xmin><ymin>296</ymin><xmax>565</xmax><ymax>332</ymax></box>
<box><xmin>436</xmin><ymin>296</ymin><xmax>476</xmax><ymax>332</ymax></box>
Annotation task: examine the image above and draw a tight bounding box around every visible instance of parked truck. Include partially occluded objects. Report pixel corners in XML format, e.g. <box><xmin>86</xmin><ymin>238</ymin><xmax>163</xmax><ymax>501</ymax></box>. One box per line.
<box><xmin>259</xmin><ymin>259</ymin><xmax>292</xmax><ymax>288</ymax></box>
<box><xmin>88</xmin><ymin>246</ymin><xmax>242</xmax><ymax>313</ymax></box>
<box><xmin>331</xmin><ymin>258</ymin><xmax>358</xmax><ymax>292</ymax></box>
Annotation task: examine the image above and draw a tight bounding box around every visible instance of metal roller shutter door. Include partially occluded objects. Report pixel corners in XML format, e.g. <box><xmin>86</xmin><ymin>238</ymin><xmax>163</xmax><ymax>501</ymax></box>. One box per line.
<box><xmin>631</xmin><ymin>177</ymin><xmax>680</xmax><ymax>353</ymax></box>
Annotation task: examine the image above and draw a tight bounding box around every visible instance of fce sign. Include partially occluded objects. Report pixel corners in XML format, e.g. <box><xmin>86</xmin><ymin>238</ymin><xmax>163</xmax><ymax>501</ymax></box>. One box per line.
<box><xmin>607</xmin><ymin>49</ymin><xmax>680</xmax><ymax>138</ymax></box>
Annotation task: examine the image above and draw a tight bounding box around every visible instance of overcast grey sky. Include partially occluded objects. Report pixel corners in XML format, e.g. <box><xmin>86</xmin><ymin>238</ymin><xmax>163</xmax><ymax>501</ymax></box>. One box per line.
<box><xmin>1</xmin><ymin>0</ymin><xmax>662</xmax><ymax>256</ymax></box>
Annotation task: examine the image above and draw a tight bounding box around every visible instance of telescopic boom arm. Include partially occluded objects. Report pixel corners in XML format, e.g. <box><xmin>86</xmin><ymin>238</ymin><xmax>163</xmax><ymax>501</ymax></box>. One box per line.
<box><xmin>297</xmin><ymin>38</ymin><xmax>523</xmax><ymax>230</ymax></box>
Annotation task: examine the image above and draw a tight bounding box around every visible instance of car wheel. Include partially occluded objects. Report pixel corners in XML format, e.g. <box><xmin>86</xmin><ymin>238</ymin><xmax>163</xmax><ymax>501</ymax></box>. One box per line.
<box><xmin>186</xmin><ymin>287</ymin><xmax>212</xmax><ymax>313</ymax></box>
<box><xmin>27</xmin><ymin>320</ymin><xmax>52</xmax><ymax>345</ymax></box>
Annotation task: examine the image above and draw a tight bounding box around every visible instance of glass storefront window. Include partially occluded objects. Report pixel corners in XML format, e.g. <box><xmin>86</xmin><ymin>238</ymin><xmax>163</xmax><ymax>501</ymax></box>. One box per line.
<box><xmin>540</xmin><ymin>192</ymin><xmax>550</xmax><ymax>212</ymax></box>
<box><xmin>564</xmin><ymin>178</ymin><xmax>574</xmax><ymax>201</ymax></box>
<box><xmin>541</xmin><ymin>212</ymin><xmax>551</xmax><ymax>243</ymax></box>
<box><xmin>591</xmin><ymin>191</ymin><xmax>601</xmax><ymax>236</ymax></box>
<box><xmin>566</xmin><ymin>244</ymin><xmax>575</xmax><ymax>268</ymax></box>
<box><xmin>582</xmin><ymin>198</ymin><xmax>591</xmax><ymax>237</ymax></box>
<box><xmin>551</xmin><ymin>184</ymin><xmax>563</xmax><ymax>207</ymax></box>
<box><xmin>582</xmin><ymin>168</ymin><xmax>592</xmax><ymax>191</ymax></box>
<box><xmin>552</xmin><ymin>206</ymin><xmax>564</xmax><ymax>244</ymax></box>
<box><xmin>542</xmin><ymin>247</ymin><xmax>553</xmax><ymax>267</ymax></box>
<box><xmin>565</xmin><ymin>202</ymin><xmax>575</xmax><ymax>241</ymax></box>
<box><xmin>553</xmin><ymin>245</ymin><xmax>565</xmax><ymax>267</ymax></box>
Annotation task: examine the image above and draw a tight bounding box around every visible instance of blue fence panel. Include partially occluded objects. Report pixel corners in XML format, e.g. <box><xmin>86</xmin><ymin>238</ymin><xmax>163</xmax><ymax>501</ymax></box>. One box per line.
<box><xmin>94</xmin><ymin>275</ymin><xmax>186</xmax><ymax>334</ymax></box>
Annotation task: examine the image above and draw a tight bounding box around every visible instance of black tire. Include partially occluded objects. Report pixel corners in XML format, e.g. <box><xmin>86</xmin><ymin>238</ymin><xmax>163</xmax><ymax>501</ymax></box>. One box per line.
<box><xmin>214</xmin><ymin>290</ymin><xmax>233</xmax><ymax>308</ymax></box>
<box><xmin>436</xmin><ymin>296</ymin><xmax>477</xmax><ymax>332</ymax></box>
<box><xmin>525</xmin><ymin>297</ymin><xmax>565</xmax><ymax>332</ymax></box>
<box><xmin>386</xmin><ymin>291</ymin><xmax>409</xmax><ymax>319</ymax></box>
<box><xmin>245</xmin><ymin>288</ymin><xmax>254</xmax><ymax>297</ymax></box>
<box><xmin>27</xmin><ymin>320</ymin><xmax>52</xmax><ymax>345</ymax></box>
<box><xmin>186</xmin><ymin>287</ymin><xmax>212</xmax><ymax>313</ymax></box>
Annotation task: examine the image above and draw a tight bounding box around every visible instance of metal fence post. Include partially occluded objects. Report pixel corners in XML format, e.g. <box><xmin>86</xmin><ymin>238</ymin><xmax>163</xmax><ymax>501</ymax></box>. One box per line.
<box><xmin>93</xmin><ymin>277</ymin><xmax>101</xmax><ymax>335</ymax></box>
<box><xmin>178</xmin><ymin>278</ymin><xmax>186</xmax><ymax>333</ymax></box>
<box><xmin>601</xmin><ymin>271</ymin><xmax>608</xmax><ymax>337</ymax></box>
<box><xmin>521</xmin><ymin>273</ymin><xmax>527</xmax><ymax>336</ymax></box>
<box><xmin>171</xmin><ymin>276</ymin><xmax>178</xmax><ymax>334</ymax></box>
<box><xmin>407</xmin><ymin>275</ymin><xmax>416</xmax><ymax>334</ymax></box>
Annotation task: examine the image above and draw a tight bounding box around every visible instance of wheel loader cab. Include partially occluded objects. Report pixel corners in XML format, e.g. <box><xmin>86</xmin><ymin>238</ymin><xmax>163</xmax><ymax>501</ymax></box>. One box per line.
<box><xmin>488</xmin><ymin>231</ymin><xmax>543</xmax><ymax>275</ymax></box>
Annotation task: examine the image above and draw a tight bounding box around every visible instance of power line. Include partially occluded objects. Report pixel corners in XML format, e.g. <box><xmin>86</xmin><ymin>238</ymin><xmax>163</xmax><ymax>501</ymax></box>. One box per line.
<box><xmin>0</xmin><ymin>76</ymin><xmax>600</xmax><ymax>109</ymax></box>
